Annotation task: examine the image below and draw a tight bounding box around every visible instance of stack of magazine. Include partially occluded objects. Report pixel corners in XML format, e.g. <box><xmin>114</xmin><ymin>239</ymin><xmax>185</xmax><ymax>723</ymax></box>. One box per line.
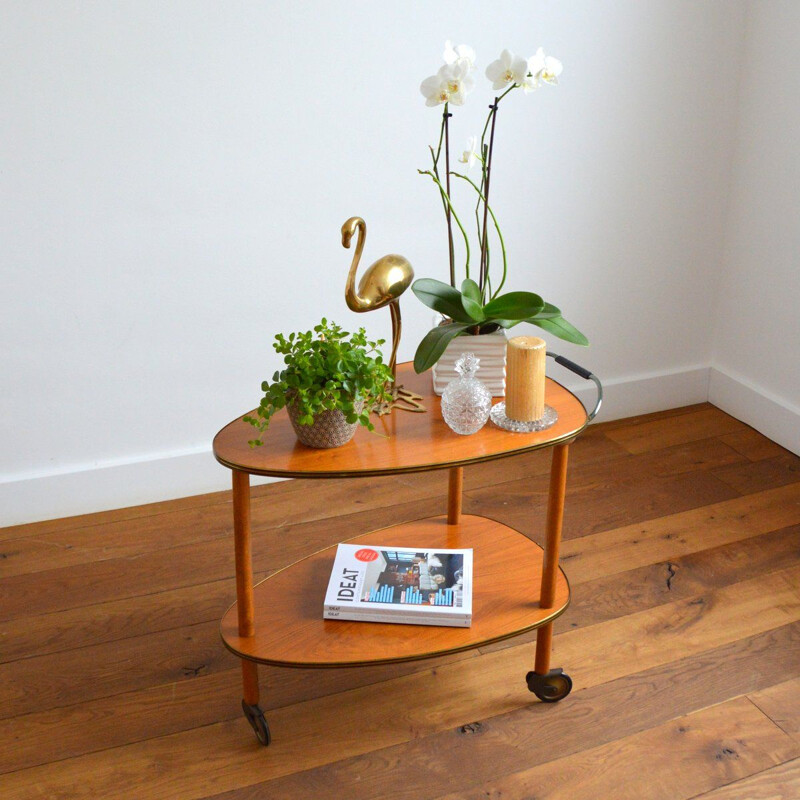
<box><xmin>323</xmin><ymin>544</ymin><xmax>472</xmax><ymax>627</ymax></box>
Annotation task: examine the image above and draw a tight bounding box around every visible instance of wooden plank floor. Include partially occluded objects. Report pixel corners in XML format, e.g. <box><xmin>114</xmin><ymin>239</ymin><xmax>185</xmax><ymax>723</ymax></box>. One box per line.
<box><xmin>1</xmin><ymin>402</ymin><xmax>799</xmax><ymax>799</ymax></box>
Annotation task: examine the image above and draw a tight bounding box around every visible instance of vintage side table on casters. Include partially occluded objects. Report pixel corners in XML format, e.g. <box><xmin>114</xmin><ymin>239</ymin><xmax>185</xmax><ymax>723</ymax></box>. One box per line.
<box><xmin>213</xmin><ymin>357</ymin><xmax>602</xmax><ymax>745</ymax></box>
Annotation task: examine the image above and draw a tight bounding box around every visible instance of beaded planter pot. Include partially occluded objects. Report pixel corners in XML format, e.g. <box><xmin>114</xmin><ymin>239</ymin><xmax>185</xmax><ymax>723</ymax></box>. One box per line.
<box><xmin>286</xmin><ymin>401</ymin><xmax>363</xmax><ymax>449</ymax></box>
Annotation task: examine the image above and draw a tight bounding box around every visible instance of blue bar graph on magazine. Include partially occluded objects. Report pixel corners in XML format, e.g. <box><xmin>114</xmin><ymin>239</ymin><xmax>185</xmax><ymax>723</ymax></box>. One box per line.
<box><xmin>364</xmin><ymin>583</ymin><xmax>460</xmax><ymax>607</ymax></box>
<box><xmin>432</xmin><ymin>589</ymin><xmax>454</xmax><ymax>606</ymax></box>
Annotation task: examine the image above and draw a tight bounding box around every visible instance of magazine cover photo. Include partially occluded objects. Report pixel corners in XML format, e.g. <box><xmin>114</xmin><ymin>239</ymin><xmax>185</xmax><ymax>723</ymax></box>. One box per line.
<box><xmin>360</xmin><ymin>549</ymin><xmax>466</xmax><ymax>608</ymax></box>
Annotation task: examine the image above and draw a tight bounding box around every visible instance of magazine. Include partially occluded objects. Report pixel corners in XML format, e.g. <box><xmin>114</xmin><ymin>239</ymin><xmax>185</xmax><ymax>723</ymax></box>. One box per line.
<box><xmin>323</xmin><ymin>544</ymin><xmax>472</xmax><ymax>627</ymax></box>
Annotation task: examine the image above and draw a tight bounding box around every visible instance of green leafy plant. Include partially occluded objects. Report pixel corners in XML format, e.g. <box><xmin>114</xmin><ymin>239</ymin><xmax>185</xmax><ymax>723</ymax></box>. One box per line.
<box><xmin>412</xmin><ymin>278</ymin><xmax>587</xmax><ymax>373</ymax></box>
<box><xmin>244</xmin><ymin>319</ymin><xmax>393</xmax><ymax>447</ymax></box>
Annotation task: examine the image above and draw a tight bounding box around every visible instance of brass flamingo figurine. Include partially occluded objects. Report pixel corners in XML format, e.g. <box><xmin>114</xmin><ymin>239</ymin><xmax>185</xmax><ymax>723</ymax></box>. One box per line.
<box><xmin>341</xmin><ymin>216</ymin><xmax>425</xmax><ymax>414</ymax></box>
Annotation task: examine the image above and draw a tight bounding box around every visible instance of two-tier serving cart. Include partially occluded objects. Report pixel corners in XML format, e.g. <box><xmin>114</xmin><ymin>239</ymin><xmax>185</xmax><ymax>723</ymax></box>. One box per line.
<box><xmin>213</xmin><ymin>358</ymin><xmax>601</xmax><ymax>745</ymax></box>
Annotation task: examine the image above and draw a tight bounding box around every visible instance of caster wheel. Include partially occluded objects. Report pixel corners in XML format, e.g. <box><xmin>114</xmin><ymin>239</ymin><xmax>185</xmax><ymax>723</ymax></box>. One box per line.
<box><xmin>242</xmin><ymin>700</ymin><xmax>271</xmax><ymax>746</ymax></box>
<box><xmin>526</xmin><ymin>668</ymin><xmax>573</xmax><ymax>703</ymax></box>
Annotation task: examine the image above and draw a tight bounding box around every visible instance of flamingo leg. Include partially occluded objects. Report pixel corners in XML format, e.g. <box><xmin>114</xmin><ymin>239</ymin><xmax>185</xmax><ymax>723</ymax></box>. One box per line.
<box><xmin>388</xmin><ymin>301</ymin><xmax>401</xmax><ymax>381</ymax></box>
<box><xmin>374</xmin><ymin>302</ymin><xmax>425</xmax><ymax>415</ymax></box>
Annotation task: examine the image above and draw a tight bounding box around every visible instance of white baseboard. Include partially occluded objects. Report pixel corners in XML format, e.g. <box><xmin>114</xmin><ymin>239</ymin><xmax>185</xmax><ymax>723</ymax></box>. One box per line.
<box><xmin>708</xmin><ymin>367</ymin><xmax>800</xmax><ymax>456</ymax></box>
<box><xmin>0</xmin><ymin>365</ymin><xmax>714</xmax><ymax>528</ymax></box>
<box><xmin>561</xmin><ymin>365</ymin><xmax>711</xmax><ymax>424</ymax></box>
<box><xmin>0</xmin><ymin>450</ymin><xmax>278</xmax><ymax>529</ymax></box>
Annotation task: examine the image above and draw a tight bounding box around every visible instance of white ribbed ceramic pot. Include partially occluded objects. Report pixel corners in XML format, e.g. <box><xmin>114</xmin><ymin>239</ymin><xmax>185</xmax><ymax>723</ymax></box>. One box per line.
<box><xmin>431</xmin><ymin>329</ymin><xmax>507</xmax><ymax>396</ymax></box>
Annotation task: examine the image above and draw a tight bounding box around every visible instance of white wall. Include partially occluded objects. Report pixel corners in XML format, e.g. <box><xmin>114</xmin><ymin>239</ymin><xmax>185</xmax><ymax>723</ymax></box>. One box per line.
<box><xmin>709</xmin><ymin>0</ymin><xmax>800</xmax><ymax>454</ymax></box>
<box><xmin>1</xmin><ymin>1</ymin><xmax>747</xmax><ymax>525</ymax></box>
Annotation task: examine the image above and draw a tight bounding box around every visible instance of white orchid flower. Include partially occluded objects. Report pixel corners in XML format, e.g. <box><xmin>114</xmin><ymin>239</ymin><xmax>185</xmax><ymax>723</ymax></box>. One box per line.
<box><xmin>420</xmin><ymin>60</ymin><xmax>474</xmax><ymax>107</ymax></box>
<box><xmin>528</xmin><ymin>47</ymin><xmax>563</xmax><ymax>86</ymax></box>
<box><xmin>443</xmin><ymin>60</ymin><xmax>474</xmax><ymax>105</ymax></box>
<box><xmin>485</xmin><ymin>49</ymin><xmax>529</xmax><ymax>90</ymax></box>
<box><xmin>443</xmin><ymin>40</ymin><xmax>476</xmax><ymax>71</ymax></box>
<box><xmin>420</xmin><ymin>69</ymin><xmax>450</xmax><ymax>107</ymax></box>
<box><xmin>458</xmin><ymin>135</ymin><xmax>480</xmax><ymax>169</ymax></box>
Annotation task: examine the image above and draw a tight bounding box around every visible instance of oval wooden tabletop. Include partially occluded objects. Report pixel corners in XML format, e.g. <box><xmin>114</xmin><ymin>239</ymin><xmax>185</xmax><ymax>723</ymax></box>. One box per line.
<box><xmin>220</xmin><ymin>514</ymin><xmax>570</xmax><ymax>668</ymax></box>
<box><xmin>213</xmin><ymin>362</ymin><xmax>588</xmax><ymax>478</ymax></box>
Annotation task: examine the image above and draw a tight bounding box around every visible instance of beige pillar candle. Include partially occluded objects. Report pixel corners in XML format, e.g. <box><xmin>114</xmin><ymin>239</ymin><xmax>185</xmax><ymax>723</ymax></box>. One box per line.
<box><xmin>506</xmin><ymin>336</ymin><xmax>546</xmax><ymax>421</ymax></box>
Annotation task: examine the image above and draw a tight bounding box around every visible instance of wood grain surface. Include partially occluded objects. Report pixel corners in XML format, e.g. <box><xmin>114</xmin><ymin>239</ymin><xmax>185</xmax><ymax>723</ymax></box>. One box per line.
<box><xmin>433</xmin><ymin>696</ymin><xmax>799</xmax><ymax>800</ymax></box>
<box><xmin>213</xmin><ymin>362</ymin><xmax>588</xmax><ymax>477</ymax></box>
<box><xmin>2</xmin><ymin>402</ymin><xmax>799</xmax><ymax>800</ymax></box>
<box><xmin>220</xmin><ymin>514</ymin><xmax>569</xmax><ymax>667</ymax></box>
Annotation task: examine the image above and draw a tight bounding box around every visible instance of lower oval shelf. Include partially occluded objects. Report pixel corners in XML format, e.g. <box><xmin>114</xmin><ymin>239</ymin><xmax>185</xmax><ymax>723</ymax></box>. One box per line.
<box><xmin>220</xmin><ymin>514</ymin><xmax>570</xmax><ymax>668</ymax></box>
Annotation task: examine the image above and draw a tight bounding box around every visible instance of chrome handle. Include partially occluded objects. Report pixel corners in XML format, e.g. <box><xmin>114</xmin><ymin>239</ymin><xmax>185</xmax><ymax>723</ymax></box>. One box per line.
<box><xmin>546</xmin><ymin>352</ymin><xmax>603</xmax><ymax>421</ymax></box>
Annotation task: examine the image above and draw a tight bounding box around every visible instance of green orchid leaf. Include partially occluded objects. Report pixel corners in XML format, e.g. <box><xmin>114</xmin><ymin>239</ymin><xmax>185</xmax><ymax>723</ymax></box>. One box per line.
<box><xmin>529</xmin><ymin>301</ymin><xmax>562</xmax><ymax>320</ymax></box>
<box><xmin>461</xmin><ymin>292</ymin><xmax>485</xmax><ymax>322</ymax></box>
<box><xmin>527</xmin><ymin>315</ymin><xmax>589</xmax><ymax>346</ymax></box>
<box><xmin>483</xmin><ymin>291</ymin><xmax>545</xmax><ymax>321</ymax></box>
<box><xmin>461</xmin><ymin>278</ymin><xmax>482</xmax><ymax>304</ymax></box>
<box><xmin>413</xmin><ymin>322</ymin><xmax>472</xmax><ymax>373</ymax></box>
<box><xmin>495</xmin><ymin>319</ymin><xmax>524</xmax><ymax>329</ymax></box>
<box><xmin>411</xmin><ymin>279</ymin><xmax>473</xmax><ymax>323</ymax></box>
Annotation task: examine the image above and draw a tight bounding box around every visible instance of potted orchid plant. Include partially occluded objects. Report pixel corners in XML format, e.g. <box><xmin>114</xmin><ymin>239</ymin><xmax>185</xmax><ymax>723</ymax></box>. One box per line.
<box><xmin>413</xmin><ymin>42</ymin><xmax>588</xmax><ymax>390</ymax></box>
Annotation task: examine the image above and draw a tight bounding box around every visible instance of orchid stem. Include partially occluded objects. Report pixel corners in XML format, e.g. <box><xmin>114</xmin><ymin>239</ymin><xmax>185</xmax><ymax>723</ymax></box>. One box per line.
<box><xmin>480</xmin><ymin>101</ymin><xmax>499</xmax><ymax>293</ymax></box>
<box><xmin>429</xmin><ymin>144</ymin><xmax>452</xmax><ymax>268</ymax></box>
<box><xmin>479</xmin><ymin>85</ymin><xmax>515</xmax><ymax>151</ymax></box>
<box><xmin>444</xmin><ymin>106</ymin><xmax>455</xmax><ymax>287</ymax></box>
<box><xmin>418</xmin><ymin>169</ymin><xmax>470</xmax><ymax>279</ymax></box>
<box><xmin>476</xmin><ymin>84</ymin><xmax>515</xmax><ymax>296</ymax></box>
<box><xmin>434</xmin><ymin>110</ymin><xmax>446</xmax><ymax>167</ymax></box>
<box><xmin>451</xmin><ymin>171</ymin><xmax>507</xmax><ymax>299</ymax></box>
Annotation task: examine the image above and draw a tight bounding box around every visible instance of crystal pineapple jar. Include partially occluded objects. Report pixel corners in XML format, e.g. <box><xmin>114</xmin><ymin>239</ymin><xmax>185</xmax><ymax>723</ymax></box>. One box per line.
<box><xmin>441</xmin><ymin>352</ymin><xmax>493</xmax><ymax>435</ymax></box>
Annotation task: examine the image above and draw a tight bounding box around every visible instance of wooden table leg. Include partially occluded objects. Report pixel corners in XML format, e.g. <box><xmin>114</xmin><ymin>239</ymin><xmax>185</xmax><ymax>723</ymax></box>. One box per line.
<box><xmin>528</xmin><ymin>443</ymin><xmax>573</xmax><ymax>703</ymax></box>
<box><xmin>232</xmin><ymin>469</ymin><xmax>270</xmax><ymax>744</ymax></box>
<box><xmin>447</xmin><ymin>466</ymin><xmax>463</xmax><ymax>525</ymax></box>
<box><xmin>233</xmin><ymin>470</ymin><xmax>255</xmax><ymax>644</ymax></box>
